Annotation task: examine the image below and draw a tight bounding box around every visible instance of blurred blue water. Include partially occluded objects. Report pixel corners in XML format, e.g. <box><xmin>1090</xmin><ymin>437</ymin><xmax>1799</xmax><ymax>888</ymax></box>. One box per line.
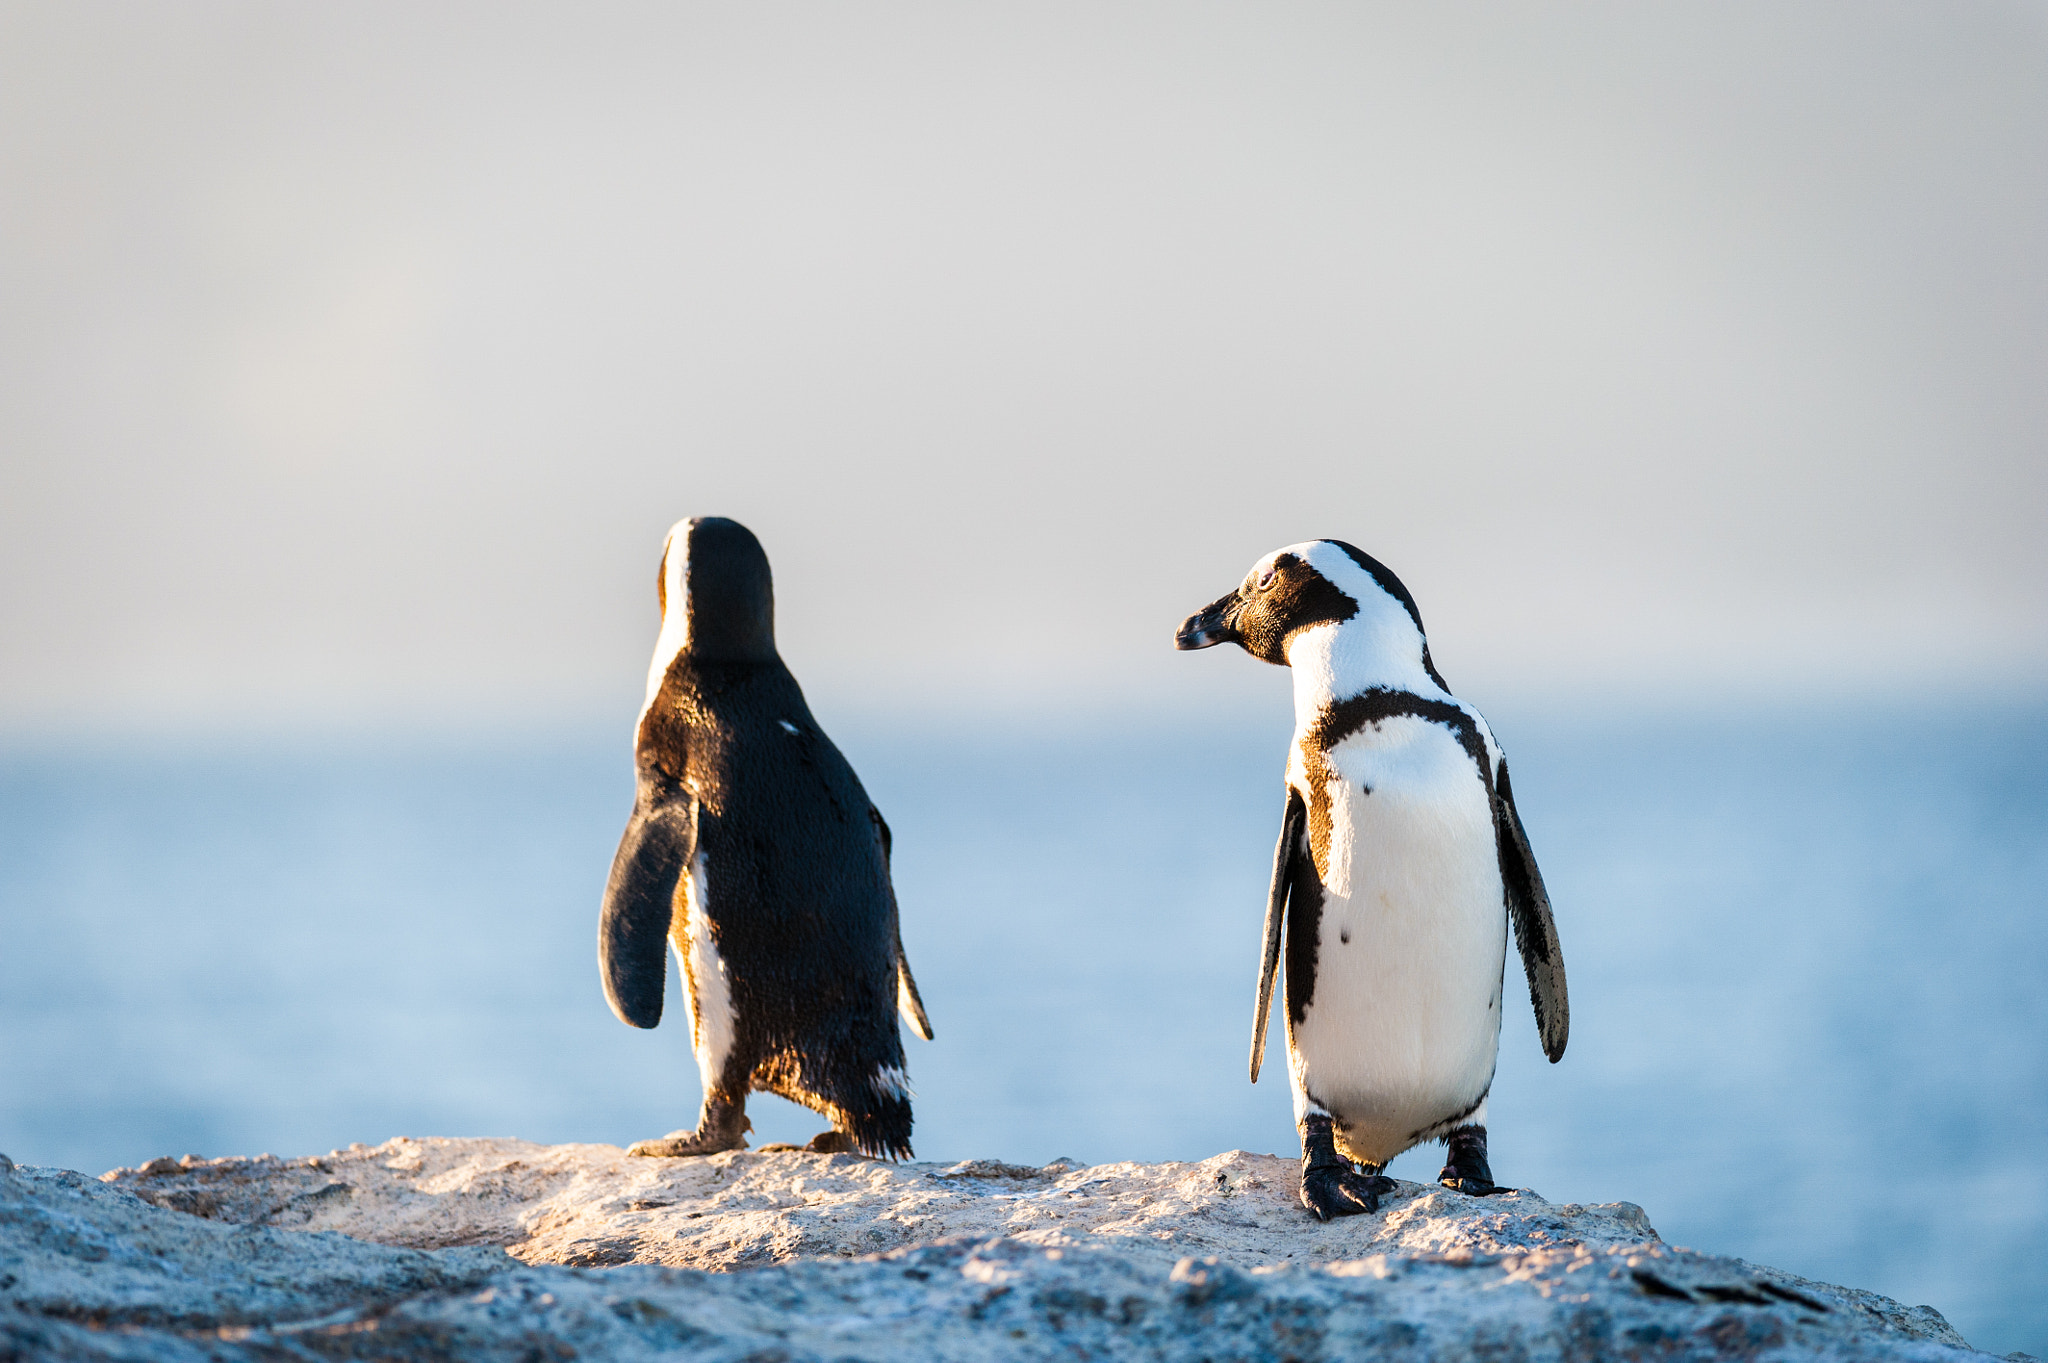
<box><xmin>1</xmin><ymin>701</ymin><xmax>2042</xmax><ymax>1354</ymax></box>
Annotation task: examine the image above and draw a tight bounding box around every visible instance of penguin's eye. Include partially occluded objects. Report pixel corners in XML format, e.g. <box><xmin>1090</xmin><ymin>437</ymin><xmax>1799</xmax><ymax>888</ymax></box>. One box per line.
<box><xmin>1255</xmin><ymin>565</ymin><xmax>1279</xmax><ymax>591</ymax></box>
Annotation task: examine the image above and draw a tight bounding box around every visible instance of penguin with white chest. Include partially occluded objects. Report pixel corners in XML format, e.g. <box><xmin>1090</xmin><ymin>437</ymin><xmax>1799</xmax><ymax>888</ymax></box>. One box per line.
<box><xmin>1176</xmin><ymin>540</ymin><xmax>1567</xmax><ymax>1220</ymax></box>
<box><xmin>600</xmin><ymin>517</ymin><xmax>934</xmax><ymax>1160</ymax></box>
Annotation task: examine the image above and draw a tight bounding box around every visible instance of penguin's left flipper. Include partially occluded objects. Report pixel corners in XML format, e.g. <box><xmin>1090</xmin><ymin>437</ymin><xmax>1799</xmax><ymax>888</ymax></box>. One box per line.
<box><xmin>871</xmin><ymin>806</ymin><xmax>935</xmax><ymax>1042</ymax></box>
<box><xmin>1495</xmin><ymin>759</ymin><xmax>1569</xmax><ymax>1063</ymax></box>
<box><xmin>599</xmin><ymin>792</ymin><xmax>696</xmax><ymax>1030</ymax></box>
<box><xmin>1250</xmin><ymin>790</ymin><xmax>1307</xmax><ymax>1083</ymax></box>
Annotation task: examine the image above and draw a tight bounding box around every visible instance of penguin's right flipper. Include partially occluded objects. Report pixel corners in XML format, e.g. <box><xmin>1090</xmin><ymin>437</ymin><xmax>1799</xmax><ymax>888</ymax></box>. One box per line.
<box><xmin>599</xmin><ymin>795</ymin><xmax>696</xmax><ymax>1030</ymax></box>
<box><xmin>1493</xmin><ymin>760</ymin><xmax>1569</xmax><ymax>1062</ymax></box>
<box><xmin>870</xmin><ymin>805</ymin><xmax>934</xmax><ymax>1042</ymax></box>
<box><xmin>1251</xmin><ymin>789</ymin><xmax>1306</xmax><ymax>1083</ymax></box>
<box><xmin>894</xmin><ymin>922</ymin><xmax>934</xmax><ymax>1042</ymax></box>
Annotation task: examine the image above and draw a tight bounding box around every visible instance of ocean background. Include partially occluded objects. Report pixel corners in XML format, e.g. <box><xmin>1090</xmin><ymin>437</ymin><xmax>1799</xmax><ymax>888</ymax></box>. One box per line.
<box><xmin>2</xmin><ymin>698</ymin><xmax>2043</xmax><ymax>1356</ymax></box>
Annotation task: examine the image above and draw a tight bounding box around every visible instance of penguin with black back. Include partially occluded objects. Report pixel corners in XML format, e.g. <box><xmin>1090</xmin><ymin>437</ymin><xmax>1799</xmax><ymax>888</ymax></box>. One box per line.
<box><xmin>1175</xmin><ymin>540</ymin><xmax>1567</xmax><ymax>1220</ymax></box>
<box><xmin>600</xmin><ymin>517</ymin><xmax>934</xmax><ymax>1160</ymax></box>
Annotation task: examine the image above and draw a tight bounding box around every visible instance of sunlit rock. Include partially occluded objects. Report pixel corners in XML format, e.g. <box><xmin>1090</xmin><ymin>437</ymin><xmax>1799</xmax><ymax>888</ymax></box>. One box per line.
<box><xmin>0</xmin><ymin>1139</ymin><xmax>1997</xmax><ymax>1359</ymax></box>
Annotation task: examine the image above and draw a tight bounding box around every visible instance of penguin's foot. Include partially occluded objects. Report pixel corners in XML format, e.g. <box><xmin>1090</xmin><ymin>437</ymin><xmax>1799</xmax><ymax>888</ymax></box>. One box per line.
<box><xmin>1302</xmin><ymin>1164</ymin><xmax>1397</xmax><ymax>1220</ymax></box>
<box><xmin>1437</xmin><ymin>1123</ymin><xmax>1512</xmax><ymax>1196</ymax></box>
<box><xmin>757</xmin><ymin>1130</ymin><xmax>856</xmax><ymax>1155</ymax></box>
<box><xmin>626</xmin><ymin>1127</ymin><xmax>749</xmax><ymax>1158</ymax></box>
<box><xmin>627</xmin><ymin>1097</ymin><xmax>751</xmax><ymax>1158</ymax></box>
<box><xmin>1299</xmin><ymin>1115</ymin><xmax>1396</xmax><ymax>1221</ymax></box>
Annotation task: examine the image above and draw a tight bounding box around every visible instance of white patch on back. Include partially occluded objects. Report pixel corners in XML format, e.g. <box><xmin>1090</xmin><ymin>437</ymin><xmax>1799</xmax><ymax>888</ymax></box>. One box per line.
<box><xmin>673</xmin><ymin>849</ymin><xmax>735</xmax><ymax>1093</ymax></box>
<box><xmin>871</xmin><ymin>1065</ymin><xmax>911</xmax><ymax>1100</ymax></box>
<box><xmin>638</xmin><ymin>519</ymin><xmax>694</xmax><ymax>734</ymax></box>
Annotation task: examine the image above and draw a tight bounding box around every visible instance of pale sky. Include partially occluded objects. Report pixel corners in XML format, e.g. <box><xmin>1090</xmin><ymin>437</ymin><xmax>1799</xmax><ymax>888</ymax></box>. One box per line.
<box><xmin>3</xmin><ymin>1</ymin><xmax>2044</xmax><ymax>731</ymax></box>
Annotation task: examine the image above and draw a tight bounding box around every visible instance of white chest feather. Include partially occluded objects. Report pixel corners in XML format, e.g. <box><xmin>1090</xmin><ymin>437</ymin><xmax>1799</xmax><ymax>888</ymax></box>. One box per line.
<box><xmin>1297</xmin><ymin>716</ymin><xmax>1494</xmax><ymax>900</ymax></box>
<box><xmin>671</xmin><ymin>850</ymin><xmax>736</xmax><ymax>1091</ymax></box>
<box><xmin>1285</xmin><ymin>714</ymin><xmax>1508</xmax><ymax>1161</ymax></box>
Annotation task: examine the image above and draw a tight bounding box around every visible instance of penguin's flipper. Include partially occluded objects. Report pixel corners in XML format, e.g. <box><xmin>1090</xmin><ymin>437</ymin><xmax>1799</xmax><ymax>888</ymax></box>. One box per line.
<box><xmin>1494</xmin><ymin>759</ymin><xmax>1569</xmax><ymax>1062</ymax></box>
<box><xmin>870</xmin><ymin>805</ymin><xmax>935</xmax><ymax>1042</ymax></box>
<box><xmin>894</xmin><ymin>925</ymin><xmax>935</xmax><ymax>1042</ymax></box>
<box><xmin>599</xmin><ymin>794</ymin><xmax>696</xmax><ymax>1030</ymax></box>
<box><xmin>1252</xmin><ymin>789</ymin><xmax>1306</xmax><ymax>1083</ymax></box>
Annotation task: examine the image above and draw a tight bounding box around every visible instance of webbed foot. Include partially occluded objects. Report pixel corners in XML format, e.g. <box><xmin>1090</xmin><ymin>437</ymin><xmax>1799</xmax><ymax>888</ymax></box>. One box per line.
<box><xmin>1302</xmin><ymin>1164</ymin><xmax>1397</xmax><ymax>1220</ymax></box>
<box><xmin>1298</xmin><ymin>1114</ymin><xmax>1395</xmax><ymax>1221</ymax></box>
<box><xmin>627</xmin><ymin>1127</ymin><xmax>749</xmax><ymax>1157</ymax></box>
<box><xmin>627</xmin><ymin>1096</ymin><xmax>750</xmax><ymax>1158</ymax></box>
<box><xmin>1437</xmin><ymin>1124</ymin><xmax>1512</xmax><ymax>1196</ymax></box>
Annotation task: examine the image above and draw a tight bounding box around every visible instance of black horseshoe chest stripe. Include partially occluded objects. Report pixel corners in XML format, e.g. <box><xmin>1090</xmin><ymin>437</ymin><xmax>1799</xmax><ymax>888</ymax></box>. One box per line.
<box><xmin>1284</xmin><ymin>816</ymin><xmax>1326</xmax><ymax>1028</ymax></box>
<box><xmin>1298</xmin><ymin>688</ymin><xmax>1494</xmax><ymax>879</ymax></box>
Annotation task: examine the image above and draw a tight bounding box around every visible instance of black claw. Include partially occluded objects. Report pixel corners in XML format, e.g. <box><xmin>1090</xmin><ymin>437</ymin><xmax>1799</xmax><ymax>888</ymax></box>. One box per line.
<box><xmin>1298</xmin><ymin>1115</ymin><xmax>1394</xmax><ymax>1220</ymax></box>
<box><xmin>1438</xmin><ymin>1124</ymin><xmax>1513</xmax><ymax>1195</ymax></box>
<box><xmin>1302</xmin><ymin>1166</ymin><xmax>1396</xmax><ymax>1220</ymax></box>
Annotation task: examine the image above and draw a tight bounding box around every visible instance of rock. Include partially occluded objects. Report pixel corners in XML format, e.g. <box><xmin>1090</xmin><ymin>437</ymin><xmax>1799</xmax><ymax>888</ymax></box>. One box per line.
<box><xmin>96</xmin><ymin>1136</ymin><xmax>1662</xmax><ymax>1270</ymax></box>
<box><xmin>0</xmin><ymin>1136</ymin><xmax>1990</xmax><ymax>1359</ymax></box>
<box><xmin>0</xmin><ymin>1155</ymin><xmax>502</xmax><ymax>1357</ymax></box>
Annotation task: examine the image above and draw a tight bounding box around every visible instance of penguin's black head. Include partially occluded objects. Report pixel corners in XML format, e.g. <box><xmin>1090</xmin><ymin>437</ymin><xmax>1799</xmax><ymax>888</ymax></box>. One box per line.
<box><xmin>659</xmin><ymin>516</ymin><xmax>777</xmax><ymax>662</ymax></box>
<box><xmin>1174</xmin><ymin>547</ymin><xmax>1360</xmax><ymax>666</ymax></box>
<box><xmin>1175</xmin><ymin>539</ymin><xmax>1433</xmax><ymax>671</ymax></box>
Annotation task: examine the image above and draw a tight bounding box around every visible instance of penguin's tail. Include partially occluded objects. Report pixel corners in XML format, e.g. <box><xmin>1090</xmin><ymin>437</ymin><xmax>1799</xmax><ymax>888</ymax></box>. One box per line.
<box><xmin>756</xmin><ymin>1052</ymin><xmax>916</xmax><ymax>1161</ymax></box>
<box><xmin>843</xmin><ymin>1101</ymin><xmax>915</xmax><ymax>1162</ymax></box>
<box><xmin>836</xmin><ymin>1065</ymin><xmax>915</xmax><ymax>1162</ymax></box>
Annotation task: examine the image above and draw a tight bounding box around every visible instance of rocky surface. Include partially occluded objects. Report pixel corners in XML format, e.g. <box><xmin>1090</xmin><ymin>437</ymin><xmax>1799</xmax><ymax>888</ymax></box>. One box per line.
<box><xmin>0</xmin><ymin>1139</ymin><xmax>2007</xmax><ymax>1360</ymax></box>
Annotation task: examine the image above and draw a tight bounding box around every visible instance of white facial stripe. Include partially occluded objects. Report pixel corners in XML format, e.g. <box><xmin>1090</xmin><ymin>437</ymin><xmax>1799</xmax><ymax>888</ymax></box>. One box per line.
<box><xmin>1278</xmin><ymin>540</ymin><xmax>1448</xmax><ymax>704</ymax></box>
<box><xmin>1249</xmin><ymin>550</ymin><xmax>1284</xmax><ymax>589</ymax></box>
<box><xmin>1291</xmin><ymin>541</ymin><xmax>1404</xmax><ymax>622</ymax></box>
<box><xmin>638</xmin><ymin>519</ymin><xmax>694</xmax><ymax>731</ymax></box>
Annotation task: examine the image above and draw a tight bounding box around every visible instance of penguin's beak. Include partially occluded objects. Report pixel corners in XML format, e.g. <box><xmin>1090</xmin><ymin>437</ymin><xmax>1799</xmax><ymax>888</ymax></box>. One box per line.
<box><xmin>1175</xmin><ymin>591</ymin><xmax>1243</xmax><ymax>650</ymax></box>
